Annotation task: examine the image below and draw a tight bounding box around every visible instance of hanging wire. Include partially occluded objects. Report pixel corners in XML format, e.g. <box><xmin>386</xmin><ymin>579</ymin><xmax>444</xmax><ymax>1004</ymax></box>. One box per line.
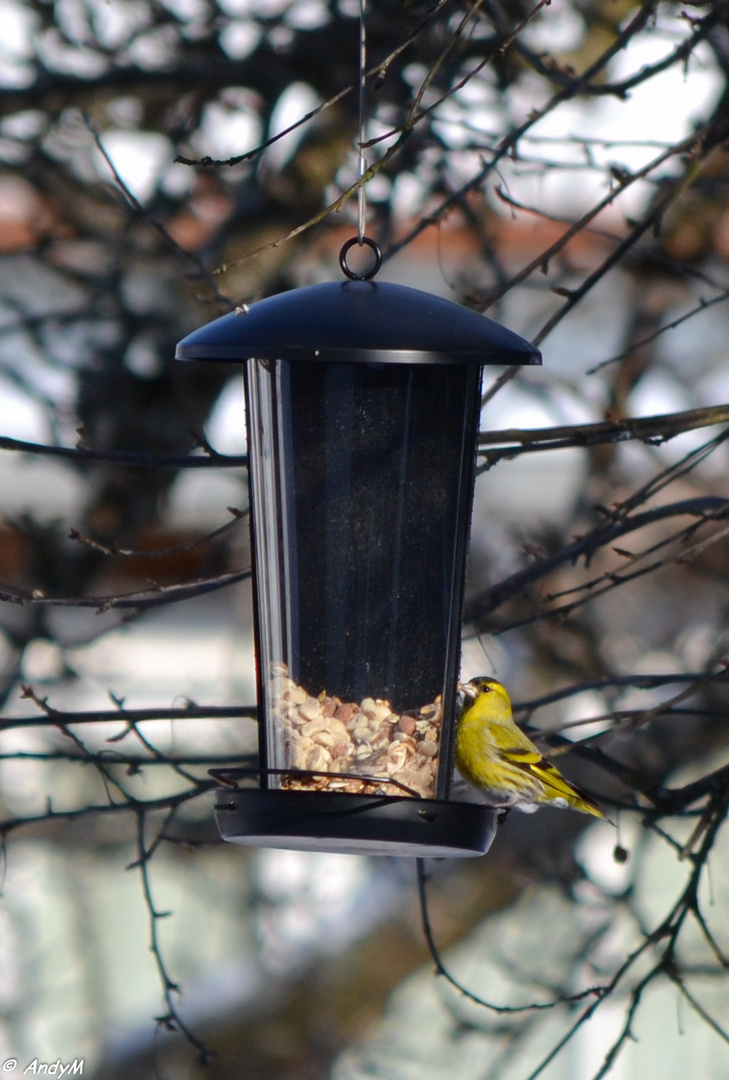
<box><xmin>339</xmin><ymin>0</ymin><xmax>381</xmax><ymax>280</ymax></box>
<box><xmin>357</xmin><ymin>0</ymin><xmax>367</xmax><ymax>244</ymax></box>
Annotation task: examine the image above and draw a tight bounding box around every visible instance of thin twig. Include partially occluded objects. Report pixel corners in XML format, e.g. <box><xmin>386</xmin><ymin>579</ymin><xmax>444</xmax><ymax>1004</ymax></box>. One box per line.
<box><xmin>415</xmin><ymin>859</ymin><xmax>607</xmax><ymax>1014</ymax></box>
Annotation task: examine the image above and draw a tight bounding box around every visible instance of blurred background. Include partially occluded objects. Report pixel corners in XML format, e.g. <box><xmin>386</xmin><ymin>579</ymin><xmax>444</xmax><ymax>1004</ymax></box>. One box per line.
<box><xmin>1</xmin><ymin>0</ymin><xmax>729</xmax><ymax>1077</ymax></box>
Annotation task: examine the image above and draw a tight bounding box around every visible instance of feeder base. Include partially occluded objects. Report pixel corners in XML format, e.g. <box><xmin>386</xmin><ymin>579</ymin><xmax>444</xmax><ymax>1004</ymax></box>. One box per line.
<box><xmin>213</xmin><ymin>788</ymin><xmax>498</xmax><ymax>857</ymax></box>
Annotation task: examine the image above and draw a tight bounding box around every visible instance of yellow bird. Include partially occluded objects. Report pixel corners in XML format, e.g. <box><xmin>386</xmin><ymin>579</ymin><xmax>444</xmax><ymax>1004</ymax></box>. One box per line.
<box><xmin>455</xmin><ymin>676</ymin><xmax>606</xmax><ymax>819</ymax></box>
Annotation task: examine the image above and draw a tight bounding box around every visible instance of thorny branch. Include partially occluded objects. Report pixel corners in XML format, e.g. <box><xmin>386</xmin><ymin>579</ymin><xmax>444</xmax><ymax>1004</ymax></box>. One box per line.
<box><xmin>467</xmin><ymin>430</ymin><xmax>729</xmax><ymax>627</ymax></box>
<box><xmin>477</xmin><ymin>404</ymin><xmax>729</xmax><ymax>466</ymax></box>
<box><xmin>135</xmin><ymin>810</ymin><xmax>215</xmax><ymax>1062</ymax></box>
<box><xmin>68</xmin><ymin>505</ymin><xmax>247</xmax><ymax>559</ymax></box>
<box><xmin>0</xmin><ymin>566</ymin><xmax>251</xmax><ymax>610</ymax></box>
<box><xmin>416</xmin><ymin>858</ymin><xmax>609</xmax><ymax>1014</ymax></box>
<box><xmin>0</xmin><ymin>433</ymin><xmax>247</xmax><ymax>469</ymax></box>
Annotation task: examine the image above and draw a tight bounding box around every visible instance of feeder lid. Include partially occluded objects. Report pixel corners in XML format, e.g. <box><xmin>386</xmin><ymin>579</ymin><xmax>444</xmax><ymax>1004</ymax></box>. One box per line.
<box><xmin>176</xmin><ymin>280</ymin><xmax>541</xmax><ymax>366</ymax></box>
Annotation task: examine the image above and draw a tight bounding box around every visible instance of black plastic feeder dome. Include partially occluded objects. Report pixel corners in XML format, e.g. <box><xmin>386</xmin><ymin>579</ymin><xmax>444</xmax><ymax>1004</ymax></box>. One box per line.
<box><xmin>176</xmin><ymin>275</ymin><xmax>540</xmax><ymax>857</ymax></box>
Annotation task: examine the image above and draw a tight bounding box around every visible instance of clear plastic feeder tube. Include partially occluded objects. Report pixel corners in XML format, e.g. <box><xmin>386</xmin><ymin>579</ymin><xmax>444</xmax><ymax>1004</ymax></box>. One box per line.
<box><xmin>245</xmin><ymin>356</ymin><xmax>482</xmax><ymax>800</ymax></box>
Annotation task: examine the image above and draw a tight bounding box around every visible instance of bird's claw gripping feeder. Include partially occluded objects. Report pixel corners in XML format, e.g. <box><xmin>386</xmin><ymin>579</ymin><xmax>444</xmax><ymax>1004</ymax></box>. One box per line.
<box><xmin>176</xmin><ymin>238</ymin><xmax>540</xmax><ymax>857</ymax></box>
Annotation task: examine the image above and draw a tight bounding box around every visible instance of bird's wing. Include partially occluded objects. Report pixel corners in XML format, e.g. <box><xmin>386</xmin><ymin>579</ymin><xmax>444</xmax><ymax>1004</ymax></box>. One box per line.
<box><xmin>504</xmin><ymin>745</ymin><xmax>595</xmax><ymax>804</ymax></box>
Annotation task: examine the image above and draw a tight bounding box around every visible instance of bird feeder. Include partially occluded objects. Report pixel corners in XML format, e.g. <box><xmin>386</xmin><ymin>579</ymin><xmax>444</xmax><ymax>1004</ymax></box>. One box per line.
<box><xmin>176</xmin><ymin>241</ymin><xmax>540</xmax><ymax>857</ymax></box>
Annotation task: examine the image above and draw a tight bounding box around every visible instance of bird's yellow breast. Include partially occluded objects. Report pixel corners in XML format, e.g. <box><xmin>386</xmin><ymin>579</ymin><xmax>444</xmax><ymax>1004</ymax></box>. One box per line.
<box><xmin>455</xmin><ymin>692</ymin><xmax>517</xmax><ymax>790</ymax></box>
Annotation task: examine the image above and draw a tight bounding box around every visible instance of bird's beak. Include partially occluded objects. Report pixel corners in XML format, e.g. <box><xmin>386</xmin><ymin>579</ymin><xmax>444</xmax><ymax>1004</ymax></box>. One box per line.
<box><xmin>459</xmin><ymin>681</ymin><xmax>478</xmax><ymax>702</ymax></box>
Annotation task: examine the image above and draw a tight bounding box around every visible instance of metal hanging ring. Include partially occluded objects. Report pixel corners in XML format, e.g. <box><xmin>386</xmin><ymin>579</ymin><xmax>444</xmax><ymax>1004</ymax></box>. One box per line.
<box><xmin>339</xmin><ymin>236</ymin><xmax>382</xmax><ymax>281</ymax></box>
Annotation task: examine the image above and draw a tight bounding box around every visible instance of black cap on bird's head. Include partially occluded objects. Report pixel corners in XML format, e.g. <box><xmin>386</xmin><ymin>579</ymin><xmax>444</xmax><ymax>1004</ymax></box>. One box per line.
<box><xmin>460</xmin><ymin>675</ymin><xmax>502</xmax><ymax>701</ymax></box>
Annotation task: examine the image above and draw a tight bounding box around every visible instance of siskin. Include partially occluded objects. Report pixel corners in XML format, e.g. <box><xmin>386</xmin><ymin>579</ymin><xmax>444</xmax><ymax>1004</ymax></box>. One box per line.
<box><xmin>455</xmin><ymin>676</ymin><xmax>606</xmax><ymax>819</ymax></box>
